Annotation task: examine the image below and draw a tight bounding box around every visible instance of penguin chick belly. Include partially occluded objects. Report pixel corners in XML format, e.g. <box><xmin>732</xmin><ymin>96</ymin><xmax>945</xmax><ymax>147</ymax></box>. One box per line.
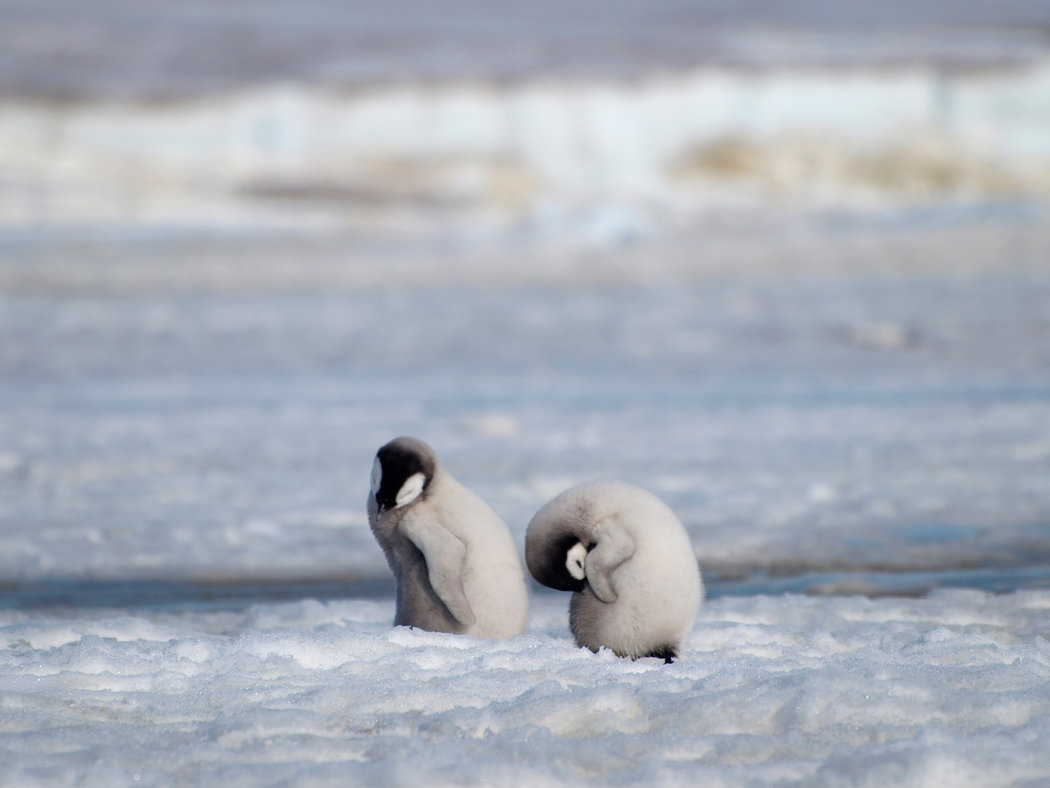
<box><xmin>570</xmin><ymin>545</ymin><xmax>700</xmax><ymax>658</ymax></box>
<box><xmin>569</xmin><ymin>580</ymin><xmax>681</xmax><ymax>658</ymax></box>
<box><xmin>569</xmin><ymin>590</ymin><xmax>650</xmax><ymax>658</ymax></box>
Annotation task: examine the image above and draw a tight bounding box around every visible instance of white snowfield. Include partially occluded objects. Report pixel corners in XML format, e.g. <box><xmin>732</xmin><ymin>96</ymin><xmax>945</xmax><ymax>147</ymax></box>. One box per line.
<box><xmin>2</xmin><ymin>591</ymin><xmax>1048</xmax><ymax>786</ymax></box>
<box><xmin>2</xmin><ymin>213</ymin><xmax>1049</xmax><ymax>783</ymax></box>
<box><xmin>2</xmin><ymin>5</ymin><xmax>1049</xmax><ymax>782</ymax></box>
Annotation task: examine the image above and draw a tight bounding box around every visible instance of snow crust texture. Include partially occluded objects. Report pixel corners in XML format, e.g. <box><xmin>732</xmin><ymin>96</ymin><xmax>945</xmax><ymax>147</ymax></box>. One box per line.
<box><xmin>2</xmin><ymin>592</ymin><xmax>1049</xmax><ymax>786</ymax></box>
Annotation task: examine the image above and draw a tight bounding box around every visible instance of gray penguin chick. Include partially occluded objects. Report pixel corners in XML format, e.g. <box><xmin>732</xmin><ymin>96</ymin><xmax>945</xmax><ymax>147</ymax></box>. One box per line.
<box><xmin>368</xmin><ymin>436</ymin><xmax>529</xmax><ymax>640</ymax></box>
<box><xmin>525</xmin><ymin>481</ymin><xmax>703</xmax><ymax>661</ymax></box>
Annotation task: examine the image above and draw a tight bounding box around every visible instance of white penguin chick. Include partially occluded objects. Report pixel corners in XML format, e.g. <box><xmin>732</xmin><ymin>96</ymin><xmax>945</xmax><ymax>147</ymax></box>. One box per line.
<box><xmin>367</xmin><ymin>436</ymin><xmax>528</xmax><ymax>640</ymax></box>
<box><xmin>525</xmin><ymin>481</ymin><xmax>703</xmax><ymax>662</ymax></box>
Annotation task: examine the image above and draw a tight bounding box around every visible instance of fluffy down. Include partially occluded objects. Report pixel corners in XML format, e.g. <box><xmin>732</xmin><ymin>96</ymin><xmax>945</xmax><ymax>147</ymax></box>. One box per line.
<box><xmin>526</xmin><ymin>481</ymin><xmax>703</xmax><ymax>660</ymax></box>
<box><xmin>368</xmin><ymin>437</ymin><xmax>529</xmax><ymax>640</ymax></box>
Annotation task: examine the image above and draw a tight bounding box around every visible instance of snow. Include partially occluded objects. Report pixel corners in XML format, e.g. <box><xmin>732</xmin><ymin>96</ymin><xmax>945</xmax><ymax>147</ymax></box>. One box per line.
<box><xmin>2</xmin><ymin>3</ymin><xmax>1050</xmax><ymax>783</ymax></box>
<box><xmin>3</xmin><ymin>254</ymin><xmax>1049</xmax><ymax>586</ymax></box>
<box><xmin>5</xmin><ymin>0</ymin><xmax>1050</xmax><ymax>100</ymax></box>
<box><xmin>3</xmin><ymin>592</ymin><xmax>1050</xmax><ymax>785</ymax></box>
<box><xmin>2</xmin><ymin>235</ymin><xmax>1050</xmax><ymax>781</ymax></box>
<box><xmin>4</xmin><ymin>62</ymin><xmax>1050</xmax><ymax>235</ymax></box>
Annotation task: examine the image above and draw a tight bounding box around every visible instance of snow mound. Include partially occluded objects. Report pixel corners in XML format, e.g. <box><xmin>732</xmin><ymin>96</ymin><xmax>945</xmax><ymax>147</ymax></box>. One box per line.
<box><xmin>1</xmin><ymin>591</ymin><xmax>1048</xmax><ymax>785</ymax></box>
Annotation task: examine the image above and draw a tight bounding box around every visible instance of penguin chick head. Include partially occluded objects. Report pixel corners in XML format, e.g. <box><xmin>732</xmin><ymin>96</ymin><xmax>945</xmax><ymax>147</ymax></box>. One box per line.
<box><xmin>372</xmin><ymin>437</ymin><xmax>438</xmax><ymax>514</ymax></box>
<box><xmin>526</xmin><ymin>531</ymin><xmax>589</xmax><ymax>592</ymax></box>
<box><xmin>566</xmin><ymin>542</ymin><xmax>587</xmax><ymax>581</ymax></box>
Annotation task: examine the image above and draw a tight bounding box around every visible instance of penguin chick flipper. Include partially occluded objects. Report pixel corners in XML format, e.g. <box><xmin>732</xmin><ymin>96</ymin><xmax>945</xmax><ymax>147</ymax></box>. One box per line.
<box><xmin>400</xmin><ymin>514</ymin><xmax>478</xmax><ymax>627</ymax></box>
<box><xmin>584</xmin><ymin>519</ymin><xmax>636</xmax><ymax>604</ymax></box>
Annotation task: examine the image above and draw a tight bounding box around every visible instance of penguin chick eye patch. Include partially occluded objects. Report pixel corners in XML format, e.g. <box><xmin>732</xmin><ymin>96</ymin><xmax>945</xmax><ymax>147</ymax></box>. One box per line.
<box><xmin>371</xmin><ymin>457</ymin><xmax>383</xmax><ymax>497</ymax></box>
<box><xmin>395</xmin><ymin>472</ymin><xmax>426</xmax><ymax>508</ymax></box>
<box><xmin>566</xmin><ymin>542</ymin><xmax>587</xmax><ymax>580</ymax></box>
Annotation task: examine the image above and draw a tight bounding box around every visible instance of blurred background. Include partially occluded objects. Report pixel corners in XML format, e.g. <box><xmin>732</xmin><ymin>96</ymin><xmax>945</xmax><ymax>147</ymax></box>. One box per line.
<box><xmin>2</xmin><ymin>0</ymin><xmax>1049</xmax><ymax>606</ymax></box>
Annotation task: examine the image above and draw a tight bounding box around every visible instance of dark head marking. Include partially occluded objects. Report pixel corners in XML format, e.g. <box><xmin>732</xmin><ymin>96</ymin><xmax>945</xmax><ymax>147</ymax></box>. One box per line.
<box><xmin>526</xmin><ymin>531</ymin><xmax>588</xmax><ymax>592</ymax></box>
<box><xmin>372</xmin><ymin>436</ymin><xmax>438</xmax><ymax>513</ymax></box>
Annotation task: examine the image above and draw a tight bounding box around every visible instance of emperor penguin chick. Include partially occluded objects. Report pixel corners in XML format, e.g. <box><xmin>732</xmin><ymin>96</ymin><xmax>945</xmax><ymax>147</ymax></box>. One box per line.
<box><xmin>526</xmin><ymin>481</ymin><xmax>702</xmax><ymax>661</ymax></box>
<box><xmin>367</xmin><ymin>436</ymin><xmax>528</xmax><ymax>640</ymax></box>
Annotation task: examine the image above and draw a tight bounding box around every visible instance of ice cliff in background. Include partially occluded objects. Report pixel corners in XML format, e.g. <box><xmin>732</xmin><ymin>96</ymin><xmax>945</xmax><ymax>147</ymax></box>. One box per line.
<box><xmin>3</xmin><ymin>61</ymin><xmax>1050</xmax><ymax>241</ymax></box>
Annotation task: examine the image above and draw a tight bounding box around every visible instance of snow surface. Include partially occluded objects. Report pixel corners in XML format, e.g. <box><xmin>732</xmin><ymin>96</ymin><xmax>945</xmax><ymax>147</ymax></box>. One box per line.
<box><xmin>3</xmin><ymin>231</ymin><xmax>1049</xmax><ymax>587</ymax></box>
<box><xmin>5</xmin><ymin>0</ymin><xmax>1050</xmax><ymax>99</ymax></box>
<box><xmin>2</xmin><ymin>217</ymin><xmax>1050</xmax><ymax>782</ymax></box>
<box><xmin>4</xmin><ymin>61</ymin><xmax>1050</xmax><ymax>234</ymax></box>
<box><xmin>3</xmin><ymin>592</ymin><xmax>1050</xmax><ymax>786</ymax></box>
<box><xmin>3</xmin><ymin>3</ymin><xmax>1050</xmax><ymax>783</ymax></box>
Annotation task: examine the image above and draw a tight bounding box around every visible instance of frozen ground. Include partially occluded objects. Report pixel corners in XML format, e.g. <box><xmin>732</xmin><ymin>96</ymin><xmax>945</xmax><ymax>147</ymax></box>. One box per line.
<box><xmin>2</xmin><ymin>212</ymin><xmax>1049</xmax><ymax>589</ymax></box>
<box><xmin>2</xmin><ymin>592</ymin><xmax>1050</xmax><ymax>786</ymax></box>
<box><xmin>4</xmin><ymin>0</ymin><xmax>1050</xmax><ymax>99</ymax></box>
<box><xmin>3</xmin><ymin>2</ymin><xmax>1050</xmax><ymax>782</ymax></box>
<box><xmin>2</xmin><ymin>209</ymin><xmax>1050</xmax><ymax>783</ymax></box>
<box><xmin>4</xmin><ymin>1</ymin><xmax>1050</xmax><ymax>237</ymax></box>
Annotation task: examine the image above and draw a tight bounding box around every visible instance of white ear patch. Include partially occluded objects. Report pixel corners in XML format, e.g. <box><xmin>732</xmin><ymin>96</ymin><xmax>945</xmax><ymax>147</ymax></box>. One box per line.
<box><xmin>370</xmin><ymin>457</ymin><xmax>383</xmax><ymax>497</ymax></box>
<box><xmin>566</xmin><ymin>542</ymin><xmax>587</xmax><ymax>581</ymax></box>
<box><xmin>394</xmin><ymin>472</ymin><xmax>426</xmax><ymax>508</ymax></box>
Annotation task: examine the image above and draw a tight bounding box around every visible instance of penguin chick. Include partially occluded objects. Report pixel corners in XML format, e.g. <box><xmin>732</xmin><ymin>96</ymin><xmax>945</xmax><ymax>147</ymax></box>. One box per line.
<box><xmin>367</xmin><ymin>436</ymin><xmax>528</xmax><ymax>640</ymax></box>
<box><xmin>525</xmin><ymin>481</ymin><xmax>702</xmax><ymax>661</ymax></box>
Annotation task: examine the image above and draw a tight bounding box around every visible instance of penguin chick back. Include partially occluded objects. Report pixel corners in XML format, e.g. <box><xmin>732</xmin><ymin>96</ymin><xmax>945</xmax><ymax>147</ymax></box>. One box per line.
<box><xmin>526</xmin><ymin>480</ymin><xmax>703</xmax><ymax>660</ymax></box>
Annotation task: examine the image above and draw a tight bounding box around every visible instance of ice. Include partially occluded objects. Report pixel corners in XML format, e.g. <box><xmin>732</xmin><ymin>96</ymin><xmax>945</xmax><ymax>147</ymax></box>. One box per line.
<box><xmin>1</xmin><ymin>592</ymin><xmax>1049</xmax><ymax>784</ymax></box>
<box><xmin>3</xmin><ymin>211</ymin><xmax>1045</xmax><ymax>781</ymax></box>
<box><xmin>3</xmin><ymin>252</ymin><xmax>1049</xmax><ymax>587</ymax></box>
<box><xmin>3</xmin><ymin>61</ymin><xmax>1050</xmax><ymax>235</ymax></box>
<box><xmin>2</xmin><ymin>2</ymin><xmax>1050</xmax><ymax>781</ymax></box>
<box><xmin>4</xmin><ymin>0</ymin><xmax>1050</xmax><ymax>100</ymax></box>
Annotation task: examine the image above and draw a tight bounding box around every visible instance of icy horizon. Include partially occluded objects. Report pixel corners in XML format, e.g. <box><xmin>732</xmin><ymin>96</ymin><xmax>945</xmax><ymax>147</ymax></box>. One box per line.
<box><xmin>3</xmin><ymin>223</ymin><xmax>1048</xmax><ymax>590</ymax></box>
<box><xmin>4</xmin><ymin>0</ymin><xmax>1050</xmax><ymax>101</ymax></box>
